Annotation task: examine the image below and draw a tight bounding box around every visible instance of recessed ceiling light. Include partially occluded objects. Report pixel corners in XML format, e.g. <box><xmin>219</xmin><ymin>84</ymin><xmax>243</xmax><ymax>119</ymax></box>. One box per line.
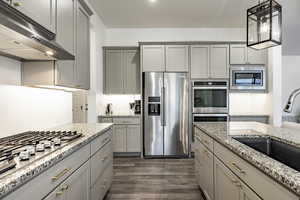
<box><xmin>45</xmin><ymin>51</ymin><xmax>54</xmax><ymax>56</ymax></box>
<box><xmin>149</xmin><ymin>0</ymin><xmax>157</xmax><ymax>3</ymax></box>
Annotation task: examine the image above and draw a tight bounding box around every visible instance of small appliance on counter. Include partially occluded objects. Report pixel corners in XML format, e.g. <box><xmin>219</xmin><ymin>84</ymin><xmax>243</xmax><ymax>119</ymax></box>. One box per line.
<box><xmin>105</xmin><ymin>103</ymin><xmax>113</xmax><ymax>115</ymax></box>
<box><xmin>129</xmin><ymin>100</ymin><xmax>141</xmax><ymax>115</ymax></box>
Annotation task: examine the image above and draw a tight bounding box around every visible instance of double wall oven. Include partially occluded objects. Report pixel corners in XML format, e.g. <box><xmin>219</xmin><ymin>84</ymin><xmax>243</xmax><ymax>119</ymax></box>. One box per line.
<box><xmin>192</xmin><ymin>80</ymin><xmax>229</xmax><ymax>123</ymax></box>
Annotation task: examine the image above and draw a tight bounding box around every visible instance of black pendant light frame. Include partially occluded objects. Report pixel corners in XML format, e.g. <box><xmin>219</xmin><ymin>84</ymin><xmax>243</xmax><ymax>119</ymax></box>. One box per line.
<box><xmin>247</xmin><ymin>0</ymin><xmax>282</xmax><ymax>50</ymax></box>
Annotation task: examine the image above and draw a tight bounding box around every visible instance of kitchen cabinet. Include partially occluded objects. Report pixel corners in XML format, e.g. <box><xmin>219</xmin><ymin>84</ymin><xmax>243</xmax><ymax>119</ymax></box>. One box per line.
<box><xmin>55</xmin><ymin>0</ymin><xmax>75</xmax><ymax>87</ymax></box>
<box><xmin>113</xmin><ymin>125</ymin><xmax>127</xmax><ymax>152</ymax></box>
<box><xmin>166</xmin><ymin>45</ymin><xmax>189</xmax><ymax>72</ymax></box>
<box><xmin>210</xmin><ymin>45</ymin><xmax>229</xmax><ymax>79</ymax></box>
<box><xmin>44</xmin><ymin>161</ymin><xmax>90</xmax><ymax>200</ymax></box>
<box><xmin>191</xmin><ymin>45</ymin><xmax>210</xmax><ymax>79</ymax></box>
<box><xmin>230</xmin><ymin>44</ymin><xmax>267</xmax><ymax>65</ymax></box>
<box><xmin>142</xmin><ymin>45</ymin><xmax>189</xmax><ymax>72</ymax></box>
<box><xmin>214</xmin><ymin>157</ymin><xmax>241</xmax><ymax>200</ymax></box>
<box><xmin>21</xmin><ymin>0</ymin><xmax>91</xmax><ymax>90</ymax></box>
<box><xmin>190</xmin><ymin>44</ymin><xmax>229</xmax><ymax>79</ymax></box>
<box><xmin>104</xmin><ymin>48</ymin><xmax>140</xmax><ymax>94</ymax></box>
<box><xmin>124</xmin><ymin>50</ymin><xmax>140</xmax><ymax>94</ymax></box>
<box><xmin>142</xmin><ymin>45</ymin><xmax>165</xmax><ymax>72</ymax></box>
<box><xmin>99</xmin><ymin>116</ymin><xmax>141</xmax><ymax>154</ymax></box>
<box><xmin>75</xmin><ymin>1</ymin><xmax>90</xmax><ymax>89</ymax></box>
<box><xmin>11</xmin><ymin>0</ymin><xmax>56</xmax><ymax>32</ymax></box>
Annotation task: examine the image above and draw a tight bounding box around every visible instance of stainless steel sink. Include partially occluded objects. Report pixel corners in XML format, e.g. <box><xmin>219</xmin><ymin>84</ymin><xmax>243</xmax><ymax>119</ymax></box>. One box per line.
<box><xmin>233</xmin><ymin>136</ymin><xmax>300</xmax><ymax>172</ymax></box>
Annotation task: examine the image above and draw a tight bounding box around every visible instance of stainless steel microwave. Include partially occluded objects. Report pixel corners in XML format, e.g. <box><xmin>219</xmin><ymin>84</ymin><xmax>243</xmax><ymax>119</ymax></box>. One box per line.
<box><xmin>230</xmin><ymin>66</ymin><xmax>266</xmax><ymax>91</ymax></box>
<box><xmin>192</xmin><ymin>81</ymin><xmax>229</xmax><ymax>114</ymax></box>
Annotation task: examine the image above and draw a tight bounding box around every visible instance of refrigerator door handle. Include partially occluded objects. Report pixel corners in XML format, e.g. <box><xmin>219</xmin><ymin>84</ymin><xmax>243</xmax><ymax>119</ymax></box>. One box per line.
<box><xmin>161</xmin><ymin>87</ymin><xmax>166</xmax><ymax>126</ymax></box>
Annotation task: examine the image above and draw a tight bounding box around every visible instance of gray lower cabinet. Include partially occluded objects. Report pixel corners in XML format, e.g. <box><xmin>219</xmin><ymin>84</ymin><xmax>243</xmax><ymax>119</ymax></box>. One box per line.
<box><xmin>44</xmin><ymin>161</ymin><xmax>90</xmax><ymax>200</ymax></box>
<box><xmin>11</xmin><ymin>0</ymin><xmax>56</xmax><ymax>32</ymax></box>
<box><xmin>190</xmin><ymin>44</ymin><xmax>229</xmax><ymax>79</ymax></box>
<box><xmin>104</xmin><ymin>48</ymin><xmax>140</xmax><ymax>94</ymax></box>
<box><xmin>230</xmin><ymin>44</ymin><xmax>267</xmax><ymax>65</ymax></box>
<box><xmin>113</xmin><ymin>125</ymin><xmax>127</xmax><ymax>152</ymax></box>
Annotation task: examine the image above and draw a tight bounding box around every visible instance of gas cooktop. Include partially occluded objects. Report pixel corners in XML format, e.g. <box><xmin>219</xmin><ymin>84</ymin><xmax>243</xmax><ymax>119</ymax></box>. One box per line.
<box><xmin>0</xmin><ymin>130</ymin><xmax>83</xmax><ymax>175</ymax></box>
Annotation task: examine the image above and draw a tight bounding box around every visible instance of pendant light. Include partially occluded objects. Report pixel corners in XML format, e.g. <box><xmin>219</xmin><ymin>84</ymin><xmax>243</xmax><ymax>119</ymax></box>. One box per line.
<box><xmin>247</xmin><ymin>0</ymin><xmax>282</xmax><ymax>50</ymax></box>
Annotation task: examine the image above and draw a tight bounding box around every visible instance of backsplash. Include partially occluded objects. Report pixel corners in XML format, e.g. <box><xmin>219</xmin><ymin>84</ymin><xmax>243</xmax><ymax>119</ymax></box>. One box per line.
<box><xmin>97</xmin><ymin>94</ymin><xmax>141</xmax><ymax>115</ymax></box>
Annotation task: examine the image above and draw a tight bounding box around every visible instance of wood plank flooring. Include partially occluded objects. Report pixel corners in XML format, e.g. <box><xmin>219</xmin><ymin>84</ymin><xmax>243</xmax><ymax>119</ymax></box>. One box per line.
<box><xmin>105</xmin><ymin>158</ymin><xmax>204</xmax><ymax>200</ymax></box>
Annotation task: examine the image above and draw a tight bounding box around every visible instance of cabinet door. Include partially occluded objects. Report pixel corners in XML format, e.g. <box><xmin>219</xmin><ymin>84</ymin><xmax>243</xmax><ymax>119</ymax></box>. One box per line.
<box><xmin>12</xmin><ymin>0</ymin><xmax>56</xmax><ymax>32</ymax></box>
<box><xmin>126</xmin><ymin>125</ymin><xmax>141</xmax><ymax>152</ymax></box>
<box><xmin>142</xmin><ymin>45</ymin><xmax>165</xmax><ymax>72</ymax></box>
<box><xmin>240</xmin><ymin>182</ymin><xmax>262</xmax><ymax>200</ymax></box>
<box><xmin>124</xmin><ymin>50</ymin><xmax>140</xmax><ymax>94</ymax></box>
<box><xmin>214</xmin><ymin>158</ymin><xmax>240</xmax><ymax>200</ymax></box>
<box><xmin>63</xmin><ymin>161</ymin><xmax>90</xmax><ymax>200</ymax></box>
<box><xmin>105</xmin><ymin>50</ymin><xmax>123</xmax><ymax>94</ymax></box>
<box><xmin>113</xmin><ymin>125</ymin><xmax>127</xmax><ymax>152</ymax></box>
<box><xmin>75</xmin><ymin>2</ymin><xmax>90</xmax><ymax>89</ymax></box>
<box><xmin>203</xmin><ymin>148</ymin><xmax>214</xmax><ymax>200</ymax></box>
<box><xmin>166</xmin><ymin>45</ymin><xmax>189</xmax><ymax>72</ymax></box>
<box><xmin>191</xmin><ymin>45</ymin><xmax>210</xmax><ymax>79</ymax></box>
<box><xmin>230</xmin><ymin>45</ymin><xmax>247</xmax><ymax>65</ymax></box>
<box><xmin>210</xmin><ymin>45</ymin><xmax>229</xmax><ymax>79</ymax></box>
<box><xmin>247</xmin><ymin>48</ymin><xmax>267</xmax><ymax>65</ymax></box>
<box><xmin>44</xmin><ymin>161</ymin><xmax>90</xmax><ymax>200</ymax></box>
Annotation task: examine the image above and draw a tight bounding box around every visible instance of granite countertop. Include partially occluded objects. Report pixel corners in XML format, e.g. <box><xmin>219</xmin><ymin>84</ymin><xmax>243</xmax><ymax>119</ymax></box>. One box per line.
<box><xmin>0</xmin><ymin>123</ymin><xmax>113</xmax><ymax>198</ymax></box>
<box><xmin>194</xmin><ymin>122</ymin><xmax>300</xmax><ymax>196</ymax></box>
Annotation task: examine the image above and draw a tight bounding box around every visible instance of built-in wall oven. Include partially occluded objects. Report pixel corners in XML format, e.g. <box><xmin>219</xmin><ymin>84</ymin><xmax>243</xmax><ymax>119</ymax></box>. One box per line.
<box><xmin>192</xmin><ymin>81</ymin><xmax>229</xmax><ymax>114</ymax></box>
<box><xmin>230</xmin><ymin>66</ymin><xmax>266</xmax><ymax>91</ymax></box>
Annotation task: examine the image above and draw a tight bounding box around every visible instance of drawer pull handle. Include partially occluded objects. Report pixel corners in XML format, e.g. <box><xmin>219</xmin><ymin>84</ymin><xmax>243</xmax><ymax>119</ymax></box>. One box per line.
<box><xmin>52</xmin><ymin>168</ymin><xmax>71</xmax><ymax>182</ymax></box>
<box><xmin>62</xmin><ymin>185</ymin><xmax>69</xmax><ymax>191</ymax></box>
<box><xmin>102</xmin><ymin>137</ymin><xmax>110</xmax><ymax>144</ymax></box>
<box><xmin>231</xmin><ymin>162</ymin><xmax>246</xmax><ymax>174</ymax></box>
<box><xmin>56</xmin><ymin>191</ymin><xmax>63</xmax><ymax>196</ymax></box>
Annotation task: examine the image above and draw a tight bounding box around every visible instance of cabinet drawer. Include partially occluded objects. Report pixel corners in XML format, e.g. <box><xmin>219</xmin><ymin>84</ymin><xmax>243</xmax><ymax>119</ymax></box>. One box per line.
<box><xmin>113</xmin><ymin>117</ymin><xmax>140</xmax><ymax>124</ymax></box>
<box><xmin>91</xmin><ymin>164</ymin><xmax>113</xmax><ymax>200</ymax></box>
<box><xmin>91</xmin><ymin>141</ymin><xmax>113</xmax><ymax>186</ymax></box>
<box><xmin>99</xmin><ymin>117</ymin><xmax>113</xmax><ymax>123</ymax></box>
<box><xmin>194</xmin><ymin>127</ymin><xmax>214</xmax><ymax>152</ymax></box>
<box><xmin>4</xmin><ymin>144</ymin><xmax>90</xmax><ymax>200</ymax></box>
<box><xmin>91</xmin><ymin>128</ymin><xmax>112</xmax><ymax>155</ymax></box>
<box><xmin>214</xmin><ymin>142</ymin><xmax>298</xmax><ymax>200</ymax></box>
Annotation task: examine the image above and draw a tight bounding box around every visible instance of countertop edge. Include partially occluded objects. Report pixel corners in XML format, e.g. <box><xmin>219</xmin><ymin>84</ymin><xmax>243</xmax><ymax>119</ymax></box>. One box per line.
<box><xmin>193</xmin><ymin>123</ymin><xmax>300</xmax><ymax>197</ymax></box>
<box><xmin>0</xmin><ymin>123</ymin><xmax>113</xmax><ymax>198</ymax></box>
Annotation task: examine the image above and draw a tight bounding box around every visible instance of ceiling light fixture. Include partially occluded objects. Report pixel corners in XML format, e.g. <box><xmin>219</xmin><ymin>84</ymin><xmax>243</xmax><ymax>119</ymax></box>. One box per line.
<box><xmin>247</xmin><ymin>0</ymin><xmax>282</xmax><ymax>50</ymax></box>
<box><xmin>45</xmin><ymin>50</ymin><xmax>54</xmax><ymax>56</ymax></box>
<box><xmin>149</xmin><ymin>0</ymin><xmax>157</xmax><ymax>3</ymax></box>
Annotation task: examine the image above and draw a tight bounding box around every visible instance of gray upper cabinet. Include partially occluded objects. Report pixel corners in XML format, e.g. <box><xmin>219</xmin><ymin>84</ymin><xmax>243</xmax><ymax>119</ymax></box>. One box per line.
<box><xmin>75</xmin><ymin>2</ymin><xmax>90</xmax><ymax>90</ymax></box>
<box><xmin>142</xmin><ymin>45</ymin><xmax>165</xmax><ymax>72</ymax></box>
<box><xmin>105</xmin><ymin>50</ymin><xmax>124</xmax><ymax>94</ymax></box>
<box><xmin>230</xmin><ymin>44</ymin><xmax>267</xmax><ymax>65</ymax></box>
<box><xmin>11</xmin><ymin>0</ymin><xmax>56</xmax><ymax>32</ymax></box>
<box><xmin>166</xmin><ymin>45</ymin><xmax>189</xmax><ymax>72</ymax></box>
<box><xmin>55</xmin><ymin>0</ymin><xmax>75</xmax><ymax>87</ymax></box>
<box><xmin>124</xmin><ymin>50</ymin><xmax>140</xmax><ymax>94</ymax></box>
<box><xmin>210</xmin><ymin>45</ymin><xmax>229</xmax><ymax>79</ymax></box>
<box><xmin>191</xmin><ymin>45</ymin><xmax>210</xmax><ymax>79</ymax></box>
<box><xmin>190</xmin><ymin>44</ymin><xmax>229</xmax><ymax>79</ymax></box>
<box><xmin>104</xmin><ymin>48</ymin><xmax>140</xmax><ymax>94</ymax></box>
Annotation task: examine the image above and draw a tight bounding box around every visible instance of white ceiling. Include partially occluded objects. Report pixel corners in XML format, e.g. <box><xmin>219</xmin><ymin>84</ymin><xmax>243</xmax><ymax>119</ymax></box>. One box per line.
<box><xmin>90</xmin><ymin>0</ymin><xmax>256</xmax><ymax>28</ymax></box>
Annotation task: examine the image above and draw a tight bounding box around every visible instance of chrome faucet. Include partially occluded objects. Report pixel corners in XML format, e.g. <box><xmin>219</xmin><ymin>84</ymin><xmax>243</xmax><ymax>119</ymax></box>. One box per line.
<box><xmin>284</xmin><ymin>88</ymin><xmax>300</xmax><ymax>113</ymax></box>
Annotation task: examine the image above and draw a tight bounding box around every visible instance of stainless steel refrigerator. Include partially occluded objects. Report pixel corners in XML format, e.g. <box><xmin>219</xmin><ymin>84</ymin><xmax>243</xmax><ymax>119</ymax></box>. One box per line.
<box><xmin>143</xmin><ymin>72</ymin><xmax>189</xmax><ymax>158</ymax></box>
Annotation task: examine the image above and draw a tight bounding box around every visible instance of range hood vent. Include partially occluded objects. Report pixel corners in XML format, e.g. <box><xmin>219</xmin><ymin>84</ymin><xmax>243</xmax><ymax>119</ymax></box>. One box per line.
<box><xmin>0</xmin><ymin>1</ymin><xmax>75</xmax><ymax>61</ymax></box>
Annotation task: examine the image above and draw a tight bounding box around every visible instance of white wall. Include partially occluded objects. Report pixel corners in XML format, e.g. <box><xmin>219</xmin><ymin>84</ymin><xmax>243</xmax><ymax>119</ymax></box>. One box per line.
<box><xmin>105</xmin><ymin>28</ymin><xmax>246</xmax><ymax>46</ymax></box>
<box><xmin>282</xmin><ymin>56</ymin><xmax>300</xmax><ymax>118</ymax></box>
<box><xmin>0</xmin><ymin>56</ymin><xmax>72</xmax><ymax>137</ymax></box>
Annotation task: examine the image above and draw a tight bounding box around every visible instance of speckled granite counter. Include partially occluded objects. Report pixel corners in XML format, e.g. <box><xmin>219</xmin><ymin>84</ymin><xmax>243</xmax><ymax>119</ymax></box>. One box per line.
<box><xmin>0</xmin><ymin>123</ymin><xmax>113</xmax><ymax>198</ymax></box>
<box><xmin>194</xmin><ymin>122</ymin><xmax>300</xmax><ymax>196</ymax></box>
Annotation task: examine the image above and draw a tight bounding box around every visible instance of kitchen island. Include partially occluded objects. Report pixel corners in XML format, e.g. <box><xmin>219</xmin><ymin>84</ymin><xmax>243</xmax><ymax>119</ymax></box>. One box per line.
<box><xmin>0</xmin><ymin>123</ymin><xmax>113</xmax><ymax>200</ymax></box>
<box><xmin>194</xmin><ymin>122</ymin><xmax>300</xmax><ymax>200</ymax></box>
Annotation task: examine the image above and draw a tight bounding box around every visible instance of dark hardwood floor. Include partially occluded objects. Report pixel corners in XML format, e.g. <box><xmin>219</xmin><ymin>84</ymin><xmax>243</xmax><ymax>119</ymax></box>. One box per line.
<box><xmin>105</xmin><ymin>157</ymin><xmax>204</xmax><ymax>200</ymax></box>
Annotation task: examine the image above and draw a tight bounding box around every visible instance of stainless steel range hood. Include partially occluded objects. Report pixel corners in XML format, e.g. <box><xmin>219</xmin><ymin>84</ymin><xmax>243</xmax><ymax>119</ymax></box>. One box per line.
<box><xmin>0</xmin><ymin>1</ymin><xmax>75</xmax><ymax>61</ymax></box>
